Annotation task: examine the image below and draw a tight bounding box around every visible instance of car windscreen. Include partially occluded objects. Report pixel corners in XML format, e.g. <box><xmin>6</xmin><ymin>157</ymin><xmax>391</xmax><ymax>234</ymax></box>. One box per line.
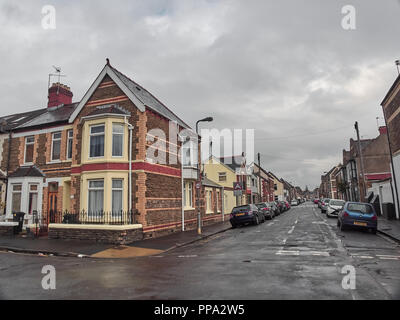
<box><xmin>330</xmin><ymin>200</ymin><xmax>345</xmax><ymax>206</ymax></box>
<box><xmin>256</xmin><ymin>203</ymin><xmax>267</xmax><ymax>208</ymax></box>
<box><xmin>232</xmin><ymin>206</ymin><xmax>250</xmax><ymax>213</ymax></box>
<box><xmin>347</xmin><ymin>203</ymin><xmax>373</xmax><ymax>214</ymax></box>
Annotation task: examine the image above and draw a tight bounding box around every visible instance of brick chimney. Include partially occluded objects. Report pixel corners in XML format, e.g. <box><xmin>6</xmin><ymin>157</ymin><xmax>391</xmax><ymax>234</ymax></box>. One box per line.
<box><xmin>48</xmin><ymin>83</ymin><xmax>73</xmax><ymax>108</ymax></box>
<box><xmin>379</xmin><ymin>126</ymin><xmax>387</xmax><ymax>135</ymax></box>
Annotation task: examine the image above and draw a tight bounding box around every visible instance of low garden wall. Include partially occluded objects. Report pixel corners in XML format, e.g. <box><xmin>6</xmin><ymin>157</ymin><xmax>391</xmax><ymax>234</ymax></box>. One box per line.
<box><xmin>0</xmin><ymin>222</ymin><xmax>18</xmax><ymax>237</ymax></box>
<box><xmin>48</xmin><ymin>224</ymin><xmax>143</xmax><ymax>245</ymax></box>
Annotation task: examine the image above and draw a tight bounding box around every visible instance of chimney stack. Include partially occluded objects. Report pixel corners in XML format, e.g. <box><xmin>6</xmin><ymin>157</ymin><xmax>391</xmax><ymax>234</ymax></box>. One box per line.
<box><xmin>48</xmin><ymin>82</ymin><xmax>73</xmax><ymax>108</ymax></box>
<box><xmin>379</xmin><ymin>126</ymin><xmax>387</xmax><ymax>135</ymax></box>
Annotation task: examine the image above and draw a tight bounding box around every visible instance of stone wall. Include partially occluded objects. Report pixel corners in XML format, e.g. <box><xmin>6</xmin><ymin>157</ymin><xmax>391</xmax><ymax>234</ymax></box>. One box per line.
<box><xmin>48</xmin><ymin>224</ymin><xmax>143</xmax><ymax>245</ymax></box>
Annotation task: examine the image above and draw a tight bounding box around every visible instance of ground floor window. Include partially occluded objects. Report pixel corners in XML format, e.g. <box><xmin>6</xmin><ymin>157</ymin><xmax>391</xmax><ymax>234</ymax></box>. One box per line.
<box><xmin>88</xmin><ymin>180</ymin><xmax>104</xmax><ymax>216</ymax></box>
<box><xmin>28</xmin><ymin>184</ymin><xmax>38</xmax><ymax>214</ymax></box>
<box><xmin>11</xmin><ymin>184</ymin><xmax>22</xmax><ymax>213</ymax></box>
<box><xmin>112</xmin><ymin>179</ymin><xmax>123</xmax><ymax>216</ymax></box>
<box><xmin>217</xmin><ymin>191</ymin><xmax>220</xmax><ymax>212</ymax></box>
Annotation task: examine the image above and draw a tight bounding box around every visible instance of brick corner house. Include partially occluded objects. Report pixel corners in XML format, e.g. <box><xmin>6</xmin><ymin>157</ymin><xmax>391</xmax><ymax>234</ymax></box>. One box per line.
<box><xmin>0</xmin><ymin>61</ymin><xmax>225</xmax><ymax>243</ymax></box>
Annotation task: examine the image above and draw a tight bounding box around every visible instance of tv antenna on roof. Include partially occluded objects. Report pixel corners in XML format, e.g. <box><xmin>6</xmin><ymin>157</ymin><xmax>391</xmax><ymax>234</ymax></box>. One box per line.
<box><xmin>48</xmin><ymin>65</ymin><xmax>67</xmax><ymax>94</ymax></box>
<box><xmin>396</xmin><ymin>60</ymin><xmax>400</xmax><ymax>75</ymax></box>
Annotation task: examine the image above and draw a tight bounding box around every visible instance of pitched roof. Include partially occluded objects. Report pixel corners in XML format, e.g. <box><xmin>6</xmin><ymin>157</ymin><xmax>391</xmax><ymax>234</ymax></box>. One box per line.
<box><xmin>9</xmin><ymin>166</ymin><xmax>45</xmax><ymax>178</ymax></box>
<box><xmin>202</xmin><ymin>177</ymin><xmax>222</xmax><ymax>188</ymax></box>
<box><xmin>15</xmin><ymin>103</ymin><xmax>78</xmax><ymax>129</ymax></box>
<box><xmin>69</xmin><ymin>62</ymin><xmax>191</xmax><ymax>130</ymax></box>
<box><xmin>218</xmin><ymin>156</ymin><xmax>246</xmax><ymax>171</ymax></box>
<box><xmin>110</xmin><ymin>65</ymin><xmax>191</xmax><ymax>129</ymax></box>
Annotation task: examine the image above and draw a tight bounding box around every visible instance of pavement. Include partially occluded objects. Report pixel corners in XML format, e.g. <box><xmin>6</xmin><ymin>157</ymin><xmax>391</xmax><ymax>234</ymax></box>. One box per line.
<box><xmin>377</xmin><ymin>216</ymin><xmax>400</xmax><ymax>243</ymax></box>
<box><xmin>0</xmin><ymin>220</ymin><xmax>232</xmax><ymax>259</ymax></box>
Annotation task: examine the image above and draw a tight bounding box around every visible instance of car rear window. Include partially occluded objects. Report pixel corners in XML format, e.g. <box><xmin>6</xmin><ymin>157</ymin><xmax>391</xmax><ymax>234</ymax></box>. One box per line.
<box><xmin>330</xmin><ymin>200</ymin><xmax>345</xmax><ymax>206</ymax></box>
<box><xmin>232</xmin><ymin>205</ymin><xmax>250</xmax><ymax>213</ymax></box>
<box><xmin>347</xmin><ymin>203</ymin><xmax>373</xmax><ymax>214</ymax></box>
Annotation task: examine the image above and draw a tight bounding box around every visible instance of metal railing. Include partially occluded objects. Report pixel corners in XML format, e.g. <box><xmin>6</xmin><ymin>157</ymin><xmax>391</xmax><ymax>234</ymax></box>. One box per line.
<box><xmin>48</xmin><ymin>210</ymin><xmax>135</xmax><ymax>225</ymax></box>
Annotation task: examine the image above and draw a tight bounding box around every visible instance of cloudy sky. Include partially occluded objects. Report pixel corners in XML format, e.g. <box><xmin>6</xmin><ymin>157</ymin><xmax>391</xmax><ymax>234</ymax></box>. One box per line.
<box><xmin>0</xmin><ymin>0</ymin><xmax>399</xmax><ymax>189</ymax></box>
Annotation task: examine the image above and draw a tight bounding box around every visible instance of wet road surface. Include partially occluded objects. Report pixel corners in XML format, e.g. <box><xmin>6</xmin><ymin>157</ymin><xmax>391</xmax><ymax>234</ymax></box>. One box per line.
<box><xmin>0</xmin><ymin>203</ymin><xmax>399</xmax><ymax>299</ymax></box>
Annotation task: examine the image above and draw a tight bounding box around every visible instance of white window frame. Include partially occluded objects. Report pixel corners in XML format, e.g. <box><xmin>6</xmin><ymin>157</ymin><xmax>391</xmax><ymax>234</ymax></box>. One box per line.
<box><xmin>28</xmin><ymin>184</ymin><xmax>39</xmax><ymax>215</ymax></box>
<box><xmin>24</xmin><ymin>136</ymin><xmax>35</xmax><ymax>164</ymax></box>
<box><xmin>112</xmin><ymin>123</ymin><xmax>124</xmax><ymax>157</ymax></box>
<box><xmin>218</xmin><ymin>172</ymin><xmax>227</xmax><ymax>182</ymax></box>
<box><xmin>11</xmin><ymin>184</ymin><xmax>22</xmax><ymax>213</ymax></box>
<box><xmin>188</xmin><ymin>182</ymin><xmax>193</xmax><ymax>208</ymax></box>
<box><xmin>89</xmin><ymin>124</ymin><xmax>105</xmax><ymax>159</ymax></box>
<box><xmin>66</xmin><ymin>130</ymin><xmax>73</xmax><ymax>160</ymax></box>
<box><xmin>88</xmin><ymin>179</ymin><xmax>104</xmax><ymax>216</ymax></box>
<box><xmin>51</xmin><ymin>132</ymin><xmax>62</xmax><ymax>162</ymax></box>
<box><xmin>112</xmin><ymin>179</ymin><xmax>124</xmax><ymax>216</ymax></box>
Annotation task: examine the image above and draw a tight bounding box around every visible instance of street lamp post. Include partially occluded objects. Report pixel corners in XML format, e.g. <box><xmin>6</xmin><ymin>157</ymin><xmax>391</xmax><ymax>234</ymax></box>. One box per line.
<box><xmin>196</xmin><ymin>117</ymin><xmax>214</xmax><ymax>235</ymax></box>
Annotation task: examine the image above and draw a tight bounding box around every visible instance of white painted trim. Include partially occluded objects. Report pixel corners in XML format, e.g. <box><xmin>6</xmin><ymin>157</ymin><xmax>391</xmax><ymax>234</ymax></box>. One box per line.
<box><xmin>49</xmin><ymin>223</ymin><xmax>143</xmax><ymax>230</ymax></box>
<box><xmin>0</xmin><ymin>222</ymin><xmax>18</xmax><ymax>227</ymax></box>
<box><xmin>69</xmin><ymin>65</ymin><xmax>145</xmax><ymax>123</ymax></box>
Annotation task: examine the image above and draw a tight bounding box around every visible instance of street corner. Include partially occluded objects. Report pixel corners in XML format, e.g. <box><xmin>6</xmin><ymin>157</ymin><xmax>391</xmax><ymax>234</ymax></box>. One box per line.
<box><xmin>90</xmin><ymin>246</ymin><xmax>165</xmax><ymax>259</ymax></box>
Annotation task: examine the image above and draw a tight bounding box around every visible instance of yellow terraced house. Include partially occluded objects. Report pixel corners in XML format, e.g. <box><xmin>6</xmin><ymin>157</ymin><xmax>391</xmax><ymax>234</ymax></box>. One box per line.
<box><xmin>204</xmin><ymin>156</ymin><xmax>248</xmax><ymax>214</ymax></box>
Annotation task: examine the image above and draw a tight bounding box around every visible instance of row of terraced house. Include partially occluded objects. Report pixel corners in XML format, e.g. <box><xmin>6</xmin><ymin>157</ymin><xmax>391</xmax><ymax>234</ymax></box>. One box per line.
<box><xmin>0</xmin><ymin>61</ymin><xmax>299</xmax><ymax>244</ymax></box>
<box><xmin>319</xmin><ymin>72</ymin><xmax>400</xmax><ymax>220</ymax></box>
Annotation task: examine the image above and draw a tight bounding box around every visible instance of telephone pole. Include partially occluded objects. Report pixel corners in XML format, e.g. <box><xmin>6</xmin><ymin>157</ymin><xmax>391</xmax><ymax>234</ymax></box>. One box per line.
<box><xmin>355</xmin><ymin>121</ymin><xmax>367</xmax><ymax>202</ymax></box>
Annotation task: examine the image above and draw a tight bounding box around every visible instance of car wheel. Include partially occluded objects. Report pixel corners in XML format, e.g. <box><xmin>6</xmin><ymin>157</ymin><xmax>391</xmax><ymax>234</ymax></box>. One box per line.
<box><xmin>231</xmin><ymin>222</ymin><xmax>237</xmax><ymax>229</ymax></box>
<box><xmin>254</xmin><ymin>215</ymin><xmax>259</xmax><ymax>225</ymax></box>
<box><xmin>339</xmin><ymin>221</ymin><xmax>346</xmax><ymax>232</ymax></box>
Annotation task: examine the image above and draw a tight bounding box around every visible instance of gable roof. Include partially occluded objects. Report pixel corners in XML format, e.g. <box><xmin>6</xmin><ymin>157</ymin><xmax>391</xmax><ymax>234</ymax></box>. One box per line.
<box><xmin>9</xmin><ymin>166</ymin><xmax>45</xmax><ymax>178</ymax></box>
<box><xmin>202</xmin><ymin>176</ymin><xmax>222</xmax><ymax>188</ymax></box>
<box><xmin>69</xmin><ymin>62</ymin><xmax>191</xmax><ymax>129</ymax></box>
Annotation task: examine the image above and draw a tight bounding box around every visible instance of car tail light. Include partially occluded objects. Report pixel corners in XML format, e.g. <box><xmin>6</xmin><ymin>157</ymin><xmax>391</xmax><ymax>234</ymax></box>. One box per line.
<box><xmin>230</xmin><ymin>214</ymin><xmax>234</xmax><ymax>219</ymax></box>
<box><xmin>372</xmin><ymin>215</ymin><xmax>377</xmax><ymax>221</ymax></box>
<box><xmin>343</xmin><ymin>211</ymin><xmax>349</xmax><ymax>218</ymax></box>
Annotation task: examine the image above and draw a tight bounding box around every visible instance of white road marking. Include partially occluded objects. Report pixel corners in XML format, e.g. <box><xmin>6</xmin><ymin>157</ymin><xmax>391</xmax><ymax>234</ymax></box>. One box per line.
<box><xmin>376</xmin><ymin>255</ymin><xmax>400</xmax><ymax>259</ymax></box>
<box><xmin>288</xmin><ymin>226</ymin><xmax>295</xmax><ymax>234</ymax></box>
<box><xmin>282</xmin><ymin>238</ymin><xmax>287</xmax><ymax>245</ymax></box>
<box><xmin>267</xmin><ymin>222</ymin><xmax>274</xmax><ymax>226</ymax></box>
<box><xmin>352</xmin><ymin>255</ymin><xmax>374</xmax><ymax>259</ymax></box>
<box><xmin>295</xmin><ymin>220</ymin><xmax>298</xmax><ymax>225</ymax></box>
<box><xmin>276</xmin><ymin>250</ymin><xmax>330</xmax><ymax>257</ymax></box>
<box><xmin>178</xmin><ymin>255</ymin><xmax>198</xmax><ymax>258</ymax></box>
<box><xmin>378</xmin><ymin>257</ymin><xmax>400</xmax><ymax>260</ymax></box>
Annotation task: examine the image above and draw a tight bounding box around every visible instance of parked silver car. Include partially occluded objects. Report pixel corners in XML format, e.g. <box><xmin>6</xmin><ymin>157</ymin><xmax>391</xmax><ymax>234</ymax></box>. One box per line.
<box><xmin>326</xmin><ymin>199</ymin><xmax>346</xmax><ymax>218</ymax></box>
<box><xmin>320</xmin><ymin>198</ymin><xmax>331</xmax><ymax>213</ymax></box>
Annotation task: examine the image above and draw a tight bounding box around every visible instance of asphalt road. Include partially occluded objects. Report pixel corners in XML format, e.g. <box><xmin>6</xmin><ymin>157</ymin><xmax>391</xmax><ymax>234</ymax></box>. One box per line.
<box><xmin>0</xmin><ymin>203</ymin><xmax>399</xmax><ymax>300</ymax></box>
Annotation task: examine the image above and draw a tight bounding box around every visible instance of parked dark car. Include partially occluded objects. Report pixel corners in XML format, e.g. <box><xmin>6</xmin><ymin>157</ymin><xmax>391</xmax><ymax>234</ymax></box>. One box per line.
<box><xmin>255</xmin><ymin>202</ymin><xmax>274</xmax><ymax>220</ymax></box>
<box><xmin>283</xmin><ymin>200</ymin><xmax>290</xmax><ymax>210</ymax></box>
<box><xmin>267</xmin><ymin>202</ymin><xmax>279</xmax><ymax>216</ymax></box>
<box><xmin>230</xmin><ymin>204</ymin><xmax>264</xmax><ymax>228</ymax></box>
<box><xmin>275</xmin><ymin>201</ymin><xmax>285</xmax><ymax>213</ymax></box>
<box><xmin>338</xmin><ymin>202</ymin><xmax>377</xmax><ymax>234</ymax></box>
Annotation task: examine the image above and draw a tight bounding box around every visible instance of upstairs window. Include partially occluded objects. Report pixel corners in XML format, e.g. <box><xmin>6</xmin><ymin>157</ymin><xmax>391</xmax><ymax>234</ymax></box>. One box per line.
<box><xmin>51</xmin><ymin>132</ymin><xmax>62</xmax><ymax>161</ymax></box>
<box><xmin>90</xmin><ymin>124</ymin><xmax>105</xmax><ymax>158</ymax></box>
<box><xmin>24</xmin><ymin>136</ymin><xmax>34</xmax><ymax>164</ymax></box>
<box><xmin>112</xmin><ymin>123</ymin><xmax>124</xmax><ymax>157</ymax></box>
<box><xmin>67</xmin><ymin>130</ymin><xmax>73</xmax><ymax>160</ymax></box>
<box><xmin>218</xmin><ymin>172</ymin><xmax>227</xmax><ymax>182</ymax></box>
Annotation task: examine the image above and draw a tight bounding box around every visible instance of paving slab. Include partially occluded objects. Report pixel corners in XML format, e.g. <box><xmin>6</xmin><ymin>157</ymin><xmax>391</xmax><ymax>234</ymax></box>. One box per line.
<box><xmin>378</xmin><ymin>217</ymin><xmax>400</xmax><ymax>243</ymax></box>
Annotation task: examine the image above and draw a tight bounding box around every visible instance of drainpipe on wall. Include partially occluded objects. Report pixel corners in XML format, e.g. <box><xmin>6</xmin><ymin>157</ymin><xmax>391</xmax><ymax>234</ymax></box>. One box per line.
<box><xmin>125</xmin><ymin>117</ymin><xmax>134</xmax><ymax>223</ymax></box>
<box><xmin>4</xmin><ymin>130</ymin><xmax>12</xmax><ymax>217</ymax></box>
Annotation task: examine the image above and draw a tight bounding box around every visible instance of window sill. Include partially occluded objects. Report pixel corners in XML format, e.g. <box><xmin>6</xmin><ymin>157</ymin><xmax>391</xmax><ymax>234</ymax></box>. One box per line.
<box><xmin>184</xmin><ymin>207</ymin><xmax>195</xmax><ymax>211</ymax></box>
